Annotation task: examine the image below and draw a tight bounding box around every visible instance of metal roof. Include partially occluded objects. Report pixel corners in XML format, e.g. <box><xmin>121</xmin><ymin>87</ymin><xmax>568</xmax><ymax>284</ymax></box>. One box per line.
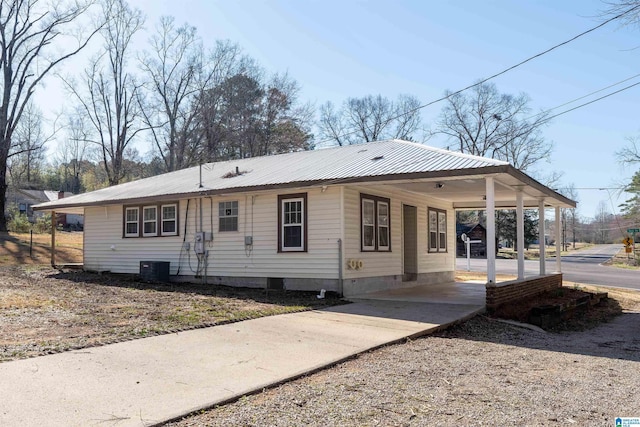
<box><xmin>33</xmin><ymin>139</ymin><xmax>574</xmax><ymax>211</ymax></box>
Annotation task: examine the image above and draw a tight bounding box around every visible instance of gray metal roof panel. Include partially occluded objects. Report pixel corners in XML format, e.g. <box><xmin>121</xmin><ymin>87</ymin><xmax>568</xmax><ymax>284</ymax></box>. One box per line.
<box><xmin>34</xmin><ymin>140</ymin><xmax>509</xmax><ymax>210</ymax></box>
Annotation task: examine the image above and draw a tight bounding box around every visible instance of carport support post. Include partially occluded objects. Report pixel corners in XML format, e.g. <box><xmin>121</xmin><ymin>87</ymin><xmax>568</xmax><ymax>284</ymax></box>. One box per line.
<box><xmin>485</xmin><ymin>176</ymin><xmax>496</xmax><ymax>284</ymax></box>
<box><xmin>555</xmin><ymin>206</ymin><xmax>562</xmax><ymax>273</ymax></box>
<box><xmin>538</xmin><ymin>200</ymin><xmax>546</xmax><ymax>275</ymax></box>
<box><xmin>50</xmin><ymin>210</ymin><xmax>56</xmax><ymax>267</ymax></box>
<box><xmin>516</xmin><ymin>188</ymin><xmax>525</xmax><ymax>280</ymax></box>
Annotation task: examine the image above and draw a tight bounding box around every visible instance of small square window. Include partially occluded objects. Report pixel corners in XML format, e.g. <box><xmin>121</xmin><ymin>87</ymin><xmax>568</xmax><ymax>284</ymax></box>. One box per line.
<box><xmin>219</xmin><ymin>201</ymin><xmax>238</xmax><ymax>232</ymax></box>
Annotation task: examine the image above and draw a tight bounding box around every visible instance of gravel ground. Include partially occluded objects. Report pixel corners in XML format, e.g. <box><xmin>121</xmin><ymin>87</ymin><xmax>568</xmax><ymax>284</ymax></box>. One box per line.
<box><xmin>167</xmin><ymin>312</ymin><xmax>640</xmax><ymax>426</ymax></box>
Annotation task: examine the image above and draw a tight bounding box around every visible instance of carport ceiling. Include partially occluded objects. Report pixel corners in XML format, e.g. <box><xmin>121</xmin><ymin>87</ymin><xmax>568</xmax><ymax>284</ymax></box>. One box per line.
<box><xmin>381</xmin><ymin>174</ymin><xmax>571</xmax><ymax>209</ymax></box>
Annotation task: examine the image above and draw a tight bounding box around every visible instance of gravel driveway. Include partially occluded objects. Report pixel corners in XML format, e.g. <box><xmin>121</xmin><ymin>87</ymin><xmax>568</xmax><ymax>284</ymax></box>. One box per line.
<box><xmin>167</xmin><ymin>311</ymin><xmax>640</xmax><ymax>426</ymax></box>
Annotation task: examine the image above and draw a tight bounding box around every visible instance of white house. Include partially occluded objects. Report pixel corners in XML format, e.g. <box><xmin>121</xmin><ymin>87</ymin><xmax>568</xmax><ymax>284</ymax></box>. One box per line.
<box><xmin>34</xmin><ymin>140</ymin><xmax>575</xmax><ymax>298</ymax></box>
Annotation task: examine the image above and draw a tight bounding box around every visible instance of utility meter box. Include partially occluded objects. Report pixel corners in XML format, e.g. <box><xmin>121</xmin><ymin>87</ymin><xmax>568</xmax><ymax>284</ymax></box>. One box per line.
<box><xmin>194</xmin><ymin>232</ymin><xmax>213</xmax><ymax>254</ymax></box>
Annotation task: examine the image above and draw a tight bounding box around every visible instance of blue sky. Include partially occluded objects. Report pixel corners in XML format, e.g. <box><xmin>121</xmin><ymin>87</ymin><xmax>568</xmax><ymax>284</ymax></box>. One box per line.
<box><xmin>54</xmin><ymin>0</ymin><xmax>640</xmax><ymax>219</ymax></box>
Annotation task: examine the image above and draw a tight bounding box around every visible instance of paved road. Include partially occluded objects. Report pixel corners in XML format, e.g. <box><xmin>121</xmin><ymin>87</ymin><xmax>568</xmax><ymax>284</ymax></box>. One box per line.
<box><xmin>456</xmin><ymin>244</ymin><xmax>640</xmax><ymax>290</ymax></box>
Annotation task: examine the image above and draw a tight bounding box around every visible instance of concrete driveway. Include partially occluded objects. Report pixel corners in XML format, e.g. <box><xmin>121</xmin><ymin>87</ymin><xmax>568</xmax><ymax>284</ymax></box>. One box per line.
<box><xmin>0</xmin><ymin>297</ymin><xmax>484</xmax><ymax>427</ymax></box>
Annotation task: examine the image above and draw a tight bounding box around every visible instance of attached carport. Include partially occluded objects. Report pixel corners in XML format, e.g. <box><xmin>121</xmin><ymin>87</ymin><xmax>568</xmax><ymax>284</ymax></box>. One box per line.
<box><xmin>364</xmin><ymin>164</ymin><xmax>576</xmax><ymax>309</ymax></box>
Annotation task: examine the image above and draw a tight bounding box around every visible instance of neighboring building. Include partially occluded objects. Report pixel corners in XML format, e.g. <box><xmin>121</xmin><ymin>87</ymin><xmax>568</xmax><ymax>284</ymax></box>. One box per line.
<box><xmin>6</xmin><ymin>189</ymin><xmax>84</xmax><ymax>229</ymax></box>
<box><xmin>34</xmin><ymin>139</ymin><xmax>574</xmax><ymax>296</ymax></box>
<box><xmin>456</xmin><ymin>223</ymin><xmax>487</xmax><ymax>257</ymax></box>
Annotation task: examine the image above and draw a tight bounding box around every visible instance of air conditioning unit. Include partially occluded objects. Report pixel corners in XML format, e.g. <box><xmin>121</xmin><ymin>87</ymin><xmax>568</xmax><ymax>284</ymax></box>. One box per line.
<box><xmin>139</xmin><ymin>261</ymin><xmax>170</xmax><ymax>282</ymax></box>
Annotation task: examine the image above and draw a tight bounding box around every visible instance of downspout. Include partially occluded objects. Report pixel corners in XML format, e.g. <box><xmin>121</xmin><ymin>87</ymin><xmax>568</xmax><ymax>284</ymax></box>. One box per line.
<box><xmin>338</xmin><ymin>238</ymin><xmax>343</xmax><ymax>297</ymax></box>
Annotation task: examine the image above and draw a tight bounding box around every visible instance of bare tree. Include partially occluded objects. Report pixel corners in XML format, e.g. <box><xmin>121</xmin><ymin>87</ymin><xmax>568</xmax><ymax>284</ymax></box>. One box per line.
<box><xmin>139</xmin><ymin>17</ymin><xmax>206</xmax><ymax>172</ymax></box>
<box><xmin>54</xmin><ymin>111</ymin><xmax>93</xmax><ymax>193</ymax></box>
<box><xmin>595</xmin><ymin>201</ymin><xmax>611</xmax><ymax>244</ymax></box>
<box><xmin>602</xmin><ymin>1</ymin><xmax>640</xmax><ymax>27</ymax></box>
<box><xmin>62</xmin><ymin>0</ymin><xmax>145</xmax><ymax>185</ymax></box>
<box><xmin>0</xmin><ymin>0</ymin><xmax>100</xmax><ymax>230</ymax></box>
<box><xmin>7</xmin><ymin>102</ymin><xmax>52</xmax><ymax>188</ymax></box>
<box><xmin>318</xmin><ymin>94</ymin><xmax>423</xmax><ymax>146</ymax></box>
<box><xmin>438</xmin><ymin>82</ymin><xmax>551</xmax><ymax>172</ymax></box>
<box><xmin>617</xmin><ymin>135</ymin><xmax>640</xmax><ymax>165</ymax></box>
<box><xmin>557</xmin><ymin>183</ymin><xmax>579</xmax><ymax>249</ymax></box>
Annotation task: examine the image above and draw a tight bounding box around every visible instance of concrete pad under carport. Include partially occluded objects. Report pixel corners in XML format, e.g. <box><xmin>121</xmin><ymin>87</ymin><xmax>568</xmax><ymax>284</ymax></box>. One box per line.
<box><xmin>348</xmin><ymin>280</ymin><xmax>487</xmax><ymax>306</ymax></box>
<box><xmin>0</xmin><ymin>297</ymin><xmax>484</xmax><ymax>427</ymax></box>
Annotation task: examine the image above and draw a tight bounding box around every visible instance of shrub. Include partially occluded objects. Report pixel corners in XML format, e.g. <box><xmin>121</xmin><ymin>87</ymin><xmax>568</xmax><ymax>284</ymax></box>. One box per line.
<box><xmin>33</xmin><ymin>213</ymin><xmax>52</xmax><ymax>233</ymax></box>
<box><xmin>6</xmin><ymin>205</ymin><xmax>31</xmax><ymax>233</ymax></box>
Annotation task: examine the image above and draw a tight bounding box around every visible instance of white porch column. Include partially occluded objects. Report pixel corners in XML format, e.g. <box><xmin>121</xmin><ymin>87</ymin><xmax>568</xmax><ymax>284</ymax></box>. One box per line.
<box><xmin>538</xmin><ymin>199</ymin><xmax>546</xmax><ymax>275</ymax></box>
<box><xmin>516</xmin><ymin>189</ymin><xmax>525</xmax><ymax>280</ymax></box>
<box><xmin>555</xmin><ymin>206</ymin><xmax>562</xmax><ymax>273</ymax></box>
<box><xmin>486</xmin><ymin>177</ymin><xmax>496</xmax><ymax>284</ymax></box>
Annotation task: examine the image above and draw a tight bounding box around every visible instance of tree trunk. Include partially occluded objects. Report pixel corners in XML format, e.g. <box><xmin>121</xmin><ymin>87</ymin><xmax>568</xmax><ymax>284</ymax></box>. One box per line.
<box><xmin>0</xmin><ymin>159</ymin><xmax>8</xmax><ymax>232</ymax></box>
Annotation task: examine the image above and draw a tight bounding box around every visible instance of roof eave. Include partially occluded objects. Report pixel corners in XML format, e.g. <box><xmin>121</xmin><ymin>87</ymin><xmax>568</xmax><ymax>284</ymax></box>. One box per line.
<box><xmin>33</xmin><ymin>164</ymin><xmax>575</xmax><ymax>211</ymax></box>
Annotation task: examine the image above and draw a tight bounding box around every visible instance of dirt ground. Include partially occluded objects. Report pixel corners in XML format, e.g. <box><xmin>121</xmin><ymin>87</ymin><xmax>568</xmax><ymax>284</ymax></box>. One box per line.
<box><xmin>0</xmin><ymin>231</ymin><xmax>83</xmax><ymax>265</ymax></box>
<box><xmin>0</xmin><ymin>266</ymin><xmax>340</xmax><ymax>362</ymax></box>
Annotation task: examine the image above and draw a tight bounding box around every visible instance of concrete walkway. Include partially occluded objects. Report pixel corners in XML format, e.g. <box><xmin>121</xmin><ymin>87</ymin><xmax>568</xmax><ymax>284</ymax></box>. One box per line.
<box><xmin>0</xmin><ymin>298</ymin><xmax>484</xmax><ymax>427</ymax></box>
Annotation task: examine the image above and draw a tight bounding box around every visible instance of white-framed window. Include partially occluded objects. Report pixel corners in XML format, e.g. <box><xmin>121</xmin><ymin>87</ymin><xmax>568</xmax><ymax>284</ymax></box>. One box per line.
<box><xmin>161</xmin><ymin>204</ymin><xmax>178</xmax><ymax>236</ymax></box>
<box><xmin>124</xmin><ymin>202</ymin><xmax>178</xmax><ymax>238</ymax></box>
<box><xmin>428</xmin><ymin>207</ymin><xmax>447</xmax><ymax>253</ymax></box>
<box><xmin>124</xmin><ymin>207</ymin><xmax>139</xmax><ymax>237</ymax></box>
<box><xmin>143</xmin><ymin>206</ymin><xmax>157</xmax><ymax>236</ymax></box>
<box><xmin>378</xmin><ymin>201</ymin><xmax>390</xmax><ymax>250</ymax></box>
<box><xmin>362</xmin><ymin>198</ymin><xmax>375</xmax><ymax>250</ymax></box>
<box><xmin>361</xmin><ymin>193</ymin><xmax>391</xmax><ymax>252</ymax></box>
<box><xmin>278</xmin><ymin>193</ymin><xmax>307</xmax><ymax>252</ymax></box>
<box><xmin>219</xmin><ymin>201</ymin><xmax>238</xmax><ymax>232</ymax></box>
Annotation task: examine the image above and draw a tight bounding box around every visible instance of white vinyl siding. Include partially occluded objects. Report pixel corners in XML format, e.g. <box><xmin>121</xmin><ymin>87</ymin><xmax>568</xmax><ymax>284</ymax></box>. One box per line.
<box><xmin>343</xmin><ymin>185</ymin><xmax>455</xmax><ymax>280</ymax></box>
<box><xmin>84</xmin><ymin>187</ymin><xmax>342</xmax><ymax>280</ymax></box>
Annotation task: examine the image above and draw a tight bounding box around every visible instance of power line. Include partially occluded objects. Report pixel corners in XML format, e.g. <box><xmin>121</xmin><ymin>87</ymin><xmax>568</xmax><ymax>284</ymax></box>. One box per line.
<box><xmin>543</xmin><ymin>80</ymin><xmax>640</xmax><ymax>122</ymax></box>
<box><xmin>316</xmin><ymin>3</ymin><xmax>640</xmax><ymax>146</ymax></box>
<box><xmin>543</xmin><ymin>72</ymin><xmax>640</xmax><ymax>113</ymax></box>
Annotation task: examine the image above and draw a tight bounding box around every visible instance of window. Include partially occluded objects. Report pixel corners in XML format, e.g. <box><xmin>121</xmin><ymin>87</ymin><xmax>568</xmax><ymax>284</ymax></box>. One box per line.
<box><xmin>278</xmin><ymin>193</ymin><xmax>307</xmax><ymax>252</ymax></box>
<box><xmin>143</xmin><ymin>206</ymin><xmax>157</xmax><ymax>236</ymax></box>
<box><xmin>124</xmin><ymin>207</ymin><xmax>139</xmax><ymax>237</ymax></box>
<box><xmin>361</xmin><ymin>194</ymin><xmax>391</xmax><ymax>252</ymax></box>
<box><xmin>161</xmin><ymin>204</ymin><xmax>178</xmax><ymax>236</ymax></box>
<box><xmin>219</xmin><ymin>201</ymin><xmax>238</xmax><ymax>232</ymax></box>
<box><xmin>124</xmin><ymin>202</ymin><xmax>179</xmax><ymax>238</ymax></box>
<box><xmin>428</xmin><ymin>208</ymin><xmax>447</xmax><ymax>252</ymax></box>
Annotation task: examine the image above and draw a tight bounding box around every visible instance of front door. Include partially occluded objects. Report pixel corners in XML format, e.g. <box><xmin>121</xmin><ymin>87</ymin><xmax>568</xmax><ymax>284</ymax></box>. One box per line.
<box><xmin>403</xmin><ymin>204</ymin><xmax>418</xmax><ymax>281</ymax></box>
